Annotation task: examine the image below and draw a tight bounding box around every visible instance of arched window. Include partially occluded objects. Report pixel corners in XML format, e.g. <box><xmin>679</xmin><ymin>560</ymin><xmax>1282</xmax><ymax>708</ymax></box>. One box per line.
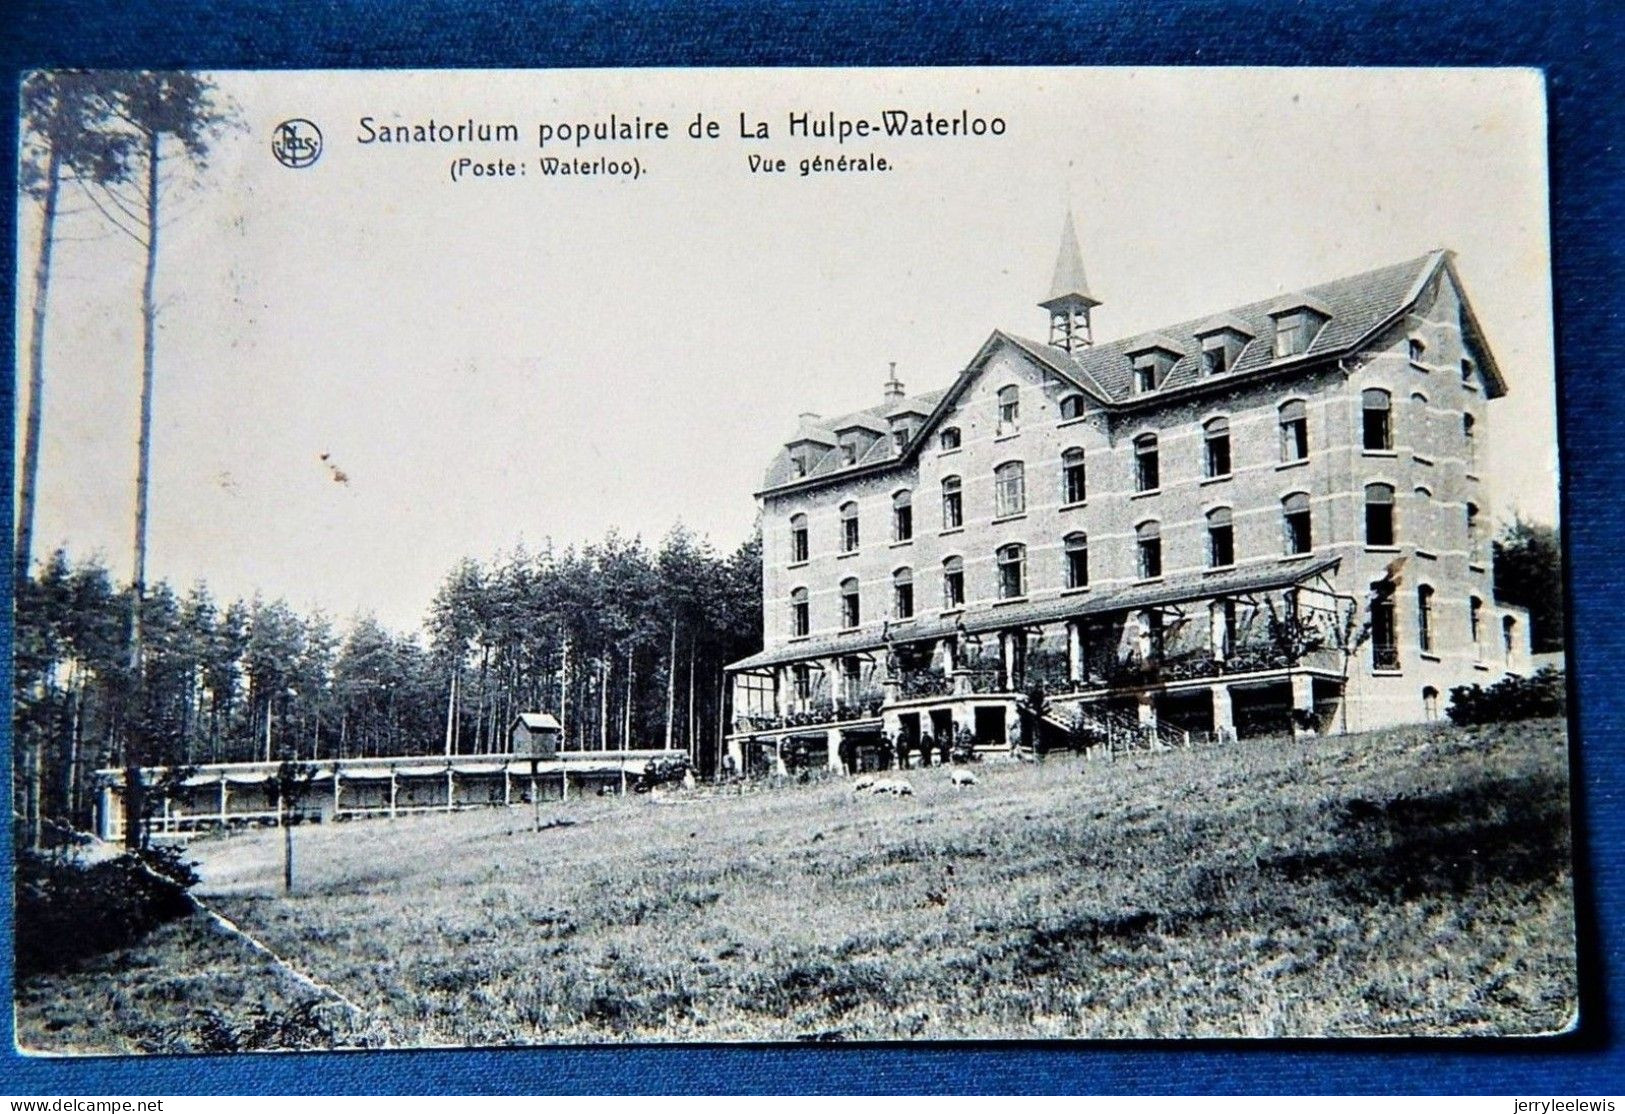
<box><xmin>1502</xmin><ymin>614</ymin><xmax>1518</xmax><ymax>664</ymax></box>
<box><xmin>893</xmin><ymin>567</ymin><xmax>914</xmax><ymax>620</ymax></box>
<box><xmin>789</xmin><ymin>513</ymin><xmax>808</xmax><ymax>564</ymax></box>
<box><xmin>1279</xmin><ymin>400</ymin><xmax>1309</xmax><ymax>462</ymax></box>
<box><xmin>941</xmin><ymin>476</ymin><xmax>963</xmax><ymax>530</ymax></box>
<box><xmin>1461</xmin><ymin>358</ymin><xmax>1476</xmax><ymax>385</ymax></box>
<box><xmin>840</xmin><ymin>577</ymin><xmax>860</xmax><ymax>629</ymax></box>
<box><xmin>790</xmin><ymin>586</ymin><xmax>809</xmax><ymax>638</ymax></box>
<box><xmin>1062</xmin><ymin>448</ymin><xmax>1087</xmax><ymax>505</ymax></box>
<box><xmin>1283</xmin><ymin>492</ymin><xmax>1312</xmax><ymax>555</ymax></box>
<box><xmin>1409</xmin><ymin>337</ymin><xmax>1427</xmax><ymax>364</ymax></box>
<box><xmin>997</xmin><ymin>385</ymin><xmax>1020</xmax><ymax>431</ymax></box>
<box><xmin>1134</xmin><ymin>433</ymin><xmax>1160</xmax><ymax>492</ymax></box>
<box><xmin>1417</xmin><ymin>584</ymin><xmax>1435</xmax><ymax>653</ymax></box>
<box><xmin>997</xmin><ymin>543</ymin><xmax>1026</xmax><ymax>599</ymax></box>
<box><xmin>1362</xmin><ymin>389</ymin><xmax>1392</xmax><ymax>451</ymax></box>
<box><xmin>1466</xmin><ymin>501</ymin><xmax>1481</xmax><ymax>558</ymax></box>
<box><xmin>942</xmin><ymin>556</ymin><xmax>965</xmax><ymax>610</ymax></box>
<box><xmin>839</xmin><ymin>501</ymin><xmax>859</xmax><ymax>552</ymax></box>
<box><xmin>1207</xmin><ymin>506</ymin><xmax>1235</xmax><ymax>569</ymax></box>
<box><xmin>1463</xmin><ymin>413</ymin><xmax>1477</xmax><ymax>471</ymax></box>
<box><xmin>1423</xmin><ymin>686</ymin><xmax>1440</xmax><ymax>720</ymax></box>
<box><xmin>1065</xmin><ymin>532</ymin><xmax>1089</xmax><ymax>589</ymax></box>
<box><xmin>1059</xmin><ymin>394</ymin><xmax>1085</xmax><ymax>420</ymax></box>
<box><xmin>1136</xmin><ymin>521</ymin><xmax>1163</xmax><ymax>580</ymax></box>
<box><xmin>1469</xmin><ymin>595</ymin><xmax>1484</xmax><ymax>659</ymax></box>
<box><xmin>1365</xmin><ymin>483</ymin><xmax>1396</xmax><ymax>547</ymax></box>
<box><xmin>892</xmin><ymin>490</ymin><xmax>913</xmax><ymax>543</ymax></box>
<box><xmin>995</xmin><ymin>460</ymin><xmax>1026</xmax><ymax>518</ymax></box>
<box><xmin>939</xmin><ymin>426</ymin><xmax>961</xmax><ymax>451</ymax></box>
<box><xmin>1204</xmin><ymin>416</ymin><xmax>1231</xmax><ymax>478</ymax></box>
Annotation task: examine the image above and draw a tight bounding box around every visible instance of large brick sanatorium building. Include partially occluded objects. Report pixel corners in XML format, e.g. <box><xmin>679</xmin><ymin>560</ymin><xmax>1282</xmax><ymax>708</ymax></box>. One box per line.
<box><xmin>724</xmin><ymin>218</ymin><xmax>1531</xmax><ymax>775</ymax></box>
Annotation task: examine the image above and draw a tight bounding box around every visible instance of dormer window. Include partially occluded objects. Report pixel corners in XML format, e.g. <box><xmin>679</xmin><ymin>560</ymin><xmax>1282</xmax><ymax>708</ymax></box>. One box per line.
<box><xmin>841</xmin><ymin>442</ymin><xmax>857</xmax><ymax>466</ymax></box>
<box><xmin>1127</xmin><ymin>340</ymin><xmax>1181</xmax><ymax>393</ymax></box>
<box><xmin>1194</xmin><ymin>320</ymin><xmax>1253</xmax><ymax>377</ymax></box>
<box><xmin>939</xmin><ymin>426</ymin><xmax>961</xmax><ymax>451</ymax></box>
<box><xmin>1059</xmin><ymin>394</ymin><xmax>1085</xmax><ymax>420</ymax></box>
<box><xmin>1133</xmin><ymin>354</ymin><xmax>1158</xmax><ymax>393</ymax></box>
<box><xmin>792</xmin><ymin>457</ymin><xmax>807</xmax><ymax>477</ymax></box>
<box><xmin>1271</xmin><ymin>305</ymin><xmax>1328</xmax><ymax>359</ymax></box>
<box><xmin>892</xmin><ymin>428</ymin><xmax>908</xmax><ymax>453</ymax></box>
<box><xmin>1409</xmin><ymin>337</ymin><xmax>1427</xmax><ymax>365</ymax></box>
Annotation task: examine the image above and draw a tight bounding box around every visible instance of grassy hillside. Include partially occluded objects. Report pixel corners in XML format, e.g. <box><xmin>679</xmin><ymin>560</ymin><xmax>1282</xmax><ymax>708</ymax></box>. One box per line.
<box><xmin>19</xmin><ymin>718</ymin><xmax>1576</xmax><ymax>1050</ymax></box>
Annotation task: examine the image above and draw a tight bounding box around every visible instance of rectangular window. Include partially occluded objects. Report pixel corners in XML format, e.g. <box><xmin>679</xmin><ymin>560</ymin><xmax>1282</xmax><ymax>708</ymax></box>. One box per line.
<box><xmin>995</xmin><ymin>464</ymin><xmax>1026</xmax><ymax>518</ymax></box>
<box><xmin>1135</xmin><ymin>438</ymin><xmax>1160</xmax><ymax>492</ymax></box>
<box><xmin>792</xmin><ymin>665</ymin><xmax>811</xmax><ymax>704</ymax></box>
<box><xmin>1202</xmin><ymin>339</ymin><xmax>1229</xmax><ymax>376</ymax></box>
<box><xmin>841</xmin><ymin>506</ymin><xmax>859</xmax><ymax>552</ymax></box>
<box><xmin>1372</xmin><ymin>585</ymin><xmax>1399</xmax><ymax>669</ymax></box>
<box><xmin>942</xmin><ymin>483</ymin><xmax>963</xmax><ymax>530</ymax></box>
<box><xmin>1066</xmin><ymin>543</ymin><xmax>1089</xmax><ymax>589</ymax></box>
<box><xmin>1138</xmin><ymin>536</ymin><xmax>1162</xmax><ymax>580</ymax></box>
<box><xmin>1417</xmin><ymin>586</ymin><xmax>1435</xmax><ymax>653</ymax></box>
<box><xmin>1279</xmin><ymin>404</ymin><xmax>1309</xmax><ymax>462</ymax></box>
<box><xmin>895</xmin><ymin>582</ymin><xmax>914</xmax><ymax>620</ymax></box>
<box><xmin>842</xmin><ymin>589</ymin><xmax>860</xmax><ymax>629</ymax></box>
<box><xmin>893</xmin><ymin>504</ymin><xmax>912</xmax><ymax>543</ymax></box>
<box><xmin>943</xmin><ymin>567</ymin><xmax>965</xmax><ymax>609</ymax></box>
<box><xmin>790</xmin><ymin>524</ymin><xmax>808</xmax><ymax>564</ymax></box>
<box><xmin>1063</xmin><ymin>453</ymin><xmax>1087</xmax><ymax>504</ymax></box>
<box><xmin>1209</xmin><ymin>522</ymin><xmax>1235</xmax><ymax>568</ymax></box>
<box><xmin>1204</xmin><ymin>423</ymin><xmax>1231</xmax><ymax>478</ymax></box>
<box><xmin>1283</xmin><ymin>499</ymin><xmax>1312</xmax><ymax>555</ymax></box>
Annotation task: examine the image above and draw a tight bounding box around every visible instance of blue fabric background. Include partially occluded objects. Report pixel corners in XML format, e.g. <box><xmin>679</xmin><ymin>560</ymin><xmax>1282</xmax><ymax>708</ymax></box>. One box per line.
<box><xmin>1</xmin><ymin>0</ymin><xmax>1620</xmax><ymax>1095</ymax></box>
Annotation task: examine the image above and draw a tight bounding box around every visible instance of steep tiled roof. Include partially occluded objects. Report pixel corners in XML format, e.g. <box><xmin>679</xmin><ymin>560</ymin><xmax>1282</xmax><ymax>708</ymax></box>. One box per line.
<box><xmin>1031</xmin><ymin>252</ymin><xmax>1441</xmax><ymax>402</ymax></box>
<box><xmin>762</xmin><ymin>387</ymin><xmax>949</xmax><ymax>489</ymax></box>
<box><xmin>761</xmin><ymin>250</ymin><xmax>1504</xmax><ymax>495</ymax></box>
<box><xmin>725</xmin><ymin>558</ymin><xmax>1340</xmax><ymax>672</ymax></box>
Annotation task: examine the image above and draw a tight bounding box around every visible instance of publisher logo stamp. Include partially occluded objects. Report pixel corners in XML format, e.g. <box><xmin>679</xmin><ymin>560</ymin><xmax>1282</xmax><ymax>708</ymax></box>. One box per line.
<box><xmin>271</xmin><ymin>119</ymin><xmax>323</xmax><ymax>168</ymax></box>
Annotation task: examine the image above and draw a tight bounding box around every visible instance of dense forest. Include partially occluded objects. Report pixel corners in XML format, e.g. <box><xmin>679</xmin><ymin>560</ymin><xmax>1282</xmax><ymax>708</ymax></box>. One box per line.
<box><xmin>13</xmin><ymin>525</ymin><xmax>762</xmax><ymax>839</ymax></box>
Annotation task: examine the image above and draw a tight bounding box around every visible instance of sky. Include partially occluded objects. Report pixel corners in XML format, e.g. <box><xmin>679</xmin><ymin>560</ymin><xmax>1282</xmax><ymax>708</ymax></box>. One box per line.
<box><xmin>14</xmin><ymin>68</ymin><xmax>1556</xmax><ymax>634</ymax></box>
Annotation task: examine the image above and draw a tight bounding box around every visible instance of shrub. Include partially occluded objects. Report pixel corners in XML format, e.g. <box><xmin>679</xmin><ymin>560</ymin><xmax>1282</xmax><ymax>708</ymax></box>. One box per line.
<box><xmin>1446</xmin><ymin>666</ymin><xmax>1565</xmax><ymax>726</ymax></box>
<box><xmin>15</xmin><ymin>846</ymin><xmax>199</xmax><ymax>977</ymax></box>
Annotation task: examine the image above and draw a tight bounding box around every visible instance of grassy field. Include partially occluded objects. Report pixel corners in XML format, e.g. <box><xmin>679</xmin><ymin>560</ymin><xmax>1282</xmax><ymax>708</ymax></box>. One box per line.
<box><xmin>17</xmin><ymin>717</ymin><xmax>1576</xmax><ymax>1050</ymax></box>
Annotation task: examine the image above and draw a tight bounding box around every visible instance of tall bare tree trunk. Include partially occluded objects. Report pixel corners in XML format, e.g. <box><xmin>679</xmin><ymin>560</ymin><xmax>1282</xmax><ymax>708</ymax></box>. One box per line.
<box><xmin>17</xmin><ymin>146</ymin><xmax>61</xmax><ymax>584</ymax></box>
<box><xmin>559</xmin><ymin>635</ymin><xmax>571</xmax><ymax>750</ymax></box>
<box><xmin>443</xmin><ymin>668</ymin><xmax>457</xmax><ymax>756</ymax></box>
<box><xmin>716</xmin><ymin>671</ymin><xmax>726</xmax><ymax>778</ymax></box>
<box><xmin>664</xmin><ymin>619</ymin><xmax>677</xmax><ymax>751</ymax></box>
<box><xmin>687</xmin><ymin>640</ymin><xmax>697</xmax><ymax>764</ymax></box>
<box><xmin>599</xmin><ymin>658</ymin><xmax>609</xmax><ymax>750</ymax></box>
<box><xmin>623</xmin><ymin>648</ymin><xmax>634</xmax><ymax>751</ymax></box>
<box><xmin>123</xmin><ymin>129</ymin><xmax>161</xmax><ymax>850</ymax></box>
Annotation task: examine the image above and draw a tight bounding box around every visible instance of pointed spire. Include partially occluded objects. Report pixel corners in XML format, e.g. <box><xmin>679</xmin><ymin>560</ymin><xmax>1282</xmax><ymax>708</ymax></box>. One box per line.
<box><xmin>1044</xmin><ymin>210</ymin><xmax>1097</xmax><ymax>307</ymax></box>
<box><xmin>1040</xmin><ymin>211</ymin><xmax>1100</xmax><ymax>351</ymax></box>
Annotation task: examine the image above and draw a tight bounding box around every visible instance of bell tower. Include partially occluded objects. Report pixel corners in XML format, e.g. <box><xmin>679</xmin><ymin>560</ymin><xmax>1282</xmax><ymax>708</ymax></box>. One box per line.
<box><xmin>1039</xmin><ymin>211</ymin><xmax>1100</xmax><ymax>352</ymax></box>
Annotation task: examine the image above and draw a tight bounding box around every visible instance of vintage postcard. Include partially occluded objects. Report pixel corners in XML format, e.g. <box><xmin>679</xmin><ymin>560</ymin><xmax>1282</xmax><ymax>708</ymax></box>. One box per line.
<box><xmin>12</xmin><ymin>67</ymin><xmax>1573</xmax><ymax>1051</ymax></box>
